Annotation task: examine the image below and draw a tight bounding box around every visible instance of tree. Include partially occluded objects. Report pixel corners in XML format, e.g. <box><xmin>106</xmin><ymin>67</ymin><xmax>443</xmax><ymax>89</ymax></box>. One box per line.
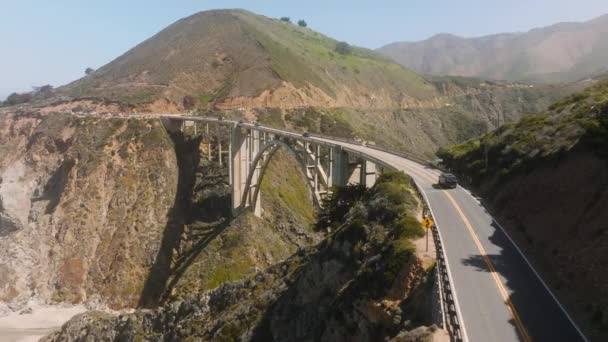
<box><xmin>334</xmin><ymin>41</ymin><xmax>352</xmax><ymax>55</ymax></box>
<box><xmin>85</xmin><ymin>67</ymin><xmax>95</xmax><ymax>75</ymax></box>
<box><xmin>280</xmin><ymin>17</ymin><xmax>291</xmax><ymax>23</ymax></box>
<box><xmin>4</xmin><ymin>92</ymin><xmax>33</xmax><ymax>106</ymax></box>
<box><xmin>297</xmin><ymin>20</ymin><xmax>307</xmax><ymax>28</ymax></box>
<box><xmin>182</xmin><ymin>95</ymin><xmax>195</xmax><ymax>110</ymax></box>
<box><xmin>33</xmin><ymin>85</ymin><xmax>54</xmax><ymax>99</ymax></box>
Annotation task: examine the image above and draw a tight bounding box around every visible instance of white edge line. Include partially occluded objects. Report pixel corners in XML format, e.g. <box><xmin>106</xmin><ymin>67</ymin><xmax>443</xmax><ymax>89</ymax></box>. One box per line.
<box><xmin>415</xmin><ymin>179</ymin><xmax>470</xmax><ymax>342</ymax></box>
<box><xmin>458</xmin><ymin>187</ymin><xmax>589</xmax><ymax>342</ymax></box>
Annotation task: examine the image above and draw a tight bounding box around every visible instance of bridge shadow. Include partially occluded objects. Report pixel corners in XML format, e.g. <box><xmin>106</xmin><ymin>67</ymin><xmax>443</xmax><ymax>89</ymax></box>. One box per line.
<box><xmin>138</xmin><ymin>131</ymin><xmax>232</xmax><ymax>308</ymax></box>
<box><xmin>460</xmin><ymin>220</ymin><xmax>584</xmax><ymax>341</ymax></box>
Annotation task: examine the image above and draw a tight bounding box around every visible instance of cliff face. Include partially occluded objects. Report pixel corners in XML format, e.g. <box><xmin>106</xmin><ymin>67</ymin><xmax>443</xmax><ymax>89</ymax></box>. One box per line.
<box><xmin>43</xmin><ymin>173</ymin><xmax>439</xmax><ymax>342</ymax></box>
<box><xmin>0</xmin><ymin>112</ymin><xmax>178</xmax><ymax>309</ymax></box>
<box><xmin>0</xmin><ymin>110</ymin><xmax>319</xmax><ymax>312</ymax></box>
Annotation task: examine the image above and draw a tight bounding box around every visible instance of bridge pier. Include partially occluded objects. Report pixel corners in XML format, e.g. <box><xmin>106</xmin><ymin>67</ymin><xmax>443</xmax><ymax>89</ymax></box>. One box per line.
<box><xmin>331</xmin><ymin>147</ymin><xmax>350</xmax><ymax>187</ymax></box>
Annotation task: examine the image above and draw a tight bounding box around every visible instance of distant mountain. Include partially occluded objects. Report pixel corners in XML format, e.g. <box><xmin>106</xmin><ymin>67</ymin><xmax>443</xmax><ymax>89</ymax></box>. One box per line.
<box><xmin>378</xmin><ymin>14</ymin><xmax>608</xmax><ymax>83</ymax></box>
<box><xmin>61</xmin><ymin>9</ymin><xmax>436</xmax><ymax>110</ymax></box>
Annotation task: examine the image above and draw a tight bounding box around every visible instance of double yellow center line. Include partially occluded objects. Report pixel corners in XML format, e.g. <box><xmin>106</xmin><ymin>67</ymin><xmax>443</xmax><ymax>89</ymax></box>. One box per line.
<box><xmin>407</xmin><ymin>167</ymin><xmax>531</xmax><ymax>342</ymax></box>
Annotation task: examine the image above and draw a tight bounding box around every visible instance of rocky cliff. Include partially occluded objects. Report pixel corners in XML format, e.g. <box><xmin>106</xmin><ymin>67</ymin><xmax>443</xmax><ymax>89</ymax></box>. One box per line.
<box><xmin>44</xmin><ymin>172</ymin><xmax>440</xmax><ymax>342</ymax></box>
<box><xmin>0</xmin><ymin>111</ymin><xmax>178</xmax><ymax>309</ymax></box>
<box><xmin>0</xmin><ymin>109</ymin><xmax>319</xmax><ymax>312</ymax></box>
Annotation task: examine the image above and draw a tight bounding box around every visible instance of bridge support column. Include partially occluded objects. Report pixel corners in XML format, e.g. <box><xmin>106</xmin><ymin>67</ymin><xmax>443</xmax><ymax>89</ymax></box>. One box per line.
<box><xmin>230</xmin><ymin>127</ymin><xmax>263</xmax><ymax>217</ymax></box>
<box><xmin>249</xmin><ymin>129</ymin><xmax>262</xmax><ymax>217</ymax></box>
<box><xmin>359</xmin><ymin>160</ymin><xmax>378</xmax><ymax>187</ymax></box>
<box><xmin>231</xmin><ymin>126</ymin><xmax>248</xmax><ymax>215</ymax></box>
<box><xmin>331</xmin><ymin>147</ymin><xmax>350</xmax><ymax>187</ymax></box>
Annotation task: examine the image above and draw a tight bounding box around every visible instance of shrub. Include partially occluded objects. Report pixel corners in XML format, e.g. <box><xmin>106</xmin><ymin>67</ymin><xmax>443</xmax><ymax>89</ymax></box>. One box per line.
<box><xmin>4</xmin><ymin>92</ymin><xmax>33</xmax><ymax>106</ymax></box>
<box><xmin>334</xmin><ymin>41</ymin><xmax>352</xmax><ymax>55</ymax></box>
<box><xmin>394</xmin><ymin>216</ymin><xmax>425</xmax><ymax>239</ymax></box>
<box><xmin>280</xmin><ymin>17</ymin><xmax>291</xmax><ymax>23</ymax></box>
<box><xmin>297</xmin><ymin>20</ymin><xmax>307</xmax><ymax>27</ymax></box>
<box><xmin>33</xmin><ymin>85</ymin><xmax>54</xmax><ymax>99</ymax></box>
<box><xmin>316</xmin><ymin>184</ymin><xmax>367</xmax><ymax>230</ymax></box>
<box><xmin>182</xmin><ymin>95</ymin><xmax>196</xmax><ymax>110</ymax></box>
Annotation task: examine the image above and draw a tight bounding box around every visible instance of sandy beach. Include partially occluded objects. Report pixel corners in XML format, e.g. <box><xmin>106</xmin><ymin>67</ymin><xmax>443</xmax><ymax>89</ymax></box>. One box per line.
<box><xmin>0</xmin><ymin>305</ymin><xmax>86</xmax><ymax>342</ymax></box>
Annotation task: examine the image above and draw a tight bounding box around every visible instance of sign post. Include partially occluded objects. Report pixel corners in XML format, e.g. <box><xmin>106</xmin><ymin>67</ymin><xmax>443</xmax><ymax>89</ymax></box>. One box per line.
<box><xmin>422</xmin><ymin>216</ymin><xmax>434</xmax><ymax>252</ymax></box>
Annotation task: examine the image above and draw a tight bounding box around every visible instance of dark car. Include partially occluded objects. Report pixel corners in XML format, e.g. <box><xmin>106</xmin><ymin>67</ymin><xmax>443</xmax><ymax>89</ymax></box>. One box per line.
<box><xmin>217</xmin><ymin>115</ymin><xmax>224</xmax><ymax>121</ymax></box>
<box><xmin>302</xmin><ymin>132</ymin><xmax>311</xmax><ymax>138</ymax></box>
<box><xmin>438</xmin><ymin>173</ymin><xmax>458</xmax><ymax>189</ymax></box>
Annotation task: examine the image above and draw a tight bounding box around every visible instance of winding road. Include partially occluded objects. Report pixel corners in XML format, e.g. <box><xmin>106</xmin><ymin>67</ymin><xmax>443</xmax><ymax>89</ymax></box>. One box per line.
<box><xmin>310</xmin><ymin>136</ymin><xmax>588</xmax><ymax>342</ymax></box>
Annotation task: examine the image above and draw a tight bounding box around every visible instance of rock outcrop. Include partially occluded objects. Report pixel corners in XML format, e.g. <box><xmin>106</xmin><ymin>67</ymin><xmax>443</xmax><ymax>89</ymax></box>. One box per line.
<box><xmin>44</xmin><ymin>172</ymin><xmax>439</xmax><ymax>341</ymax></box>
<box><xmin>0</xmin><ymin>109</ymin><xmax>319</xmax><ymax>312</ymax></box>
<box><xmin>0</xmin><ymin>111</ymin><xmax>178</xmax><ymax>309</ymax></box>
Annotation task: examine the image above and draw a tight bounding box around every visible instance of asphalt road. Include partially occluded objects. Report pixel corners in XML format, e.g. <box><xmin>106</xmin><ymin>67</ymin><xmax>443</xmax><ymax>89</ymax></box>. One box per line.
<box><xmin>312</xmin><ymin>137</ymin><xmax>587</xmax><ymax>342</ymax></box>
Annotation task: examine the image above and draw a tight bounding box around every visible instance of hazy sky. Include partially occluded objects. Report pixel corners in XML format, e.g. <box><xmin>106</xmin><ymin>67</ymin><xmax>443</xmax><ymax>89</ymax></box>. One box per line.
<box><xmin>1</xmin><ymin>0</ymin><xmax>607</xmax><ymax>99</ymax></box>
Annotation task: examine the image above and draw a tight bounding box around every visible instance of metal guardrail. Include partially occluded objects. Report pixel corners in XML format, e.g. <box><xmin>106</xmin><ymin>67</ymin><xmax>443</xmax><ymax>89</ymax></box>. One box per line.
<box><xmin>414</xmin><ymin>183</ymin><xmax>465</xmax><ymax>342</ymax></box>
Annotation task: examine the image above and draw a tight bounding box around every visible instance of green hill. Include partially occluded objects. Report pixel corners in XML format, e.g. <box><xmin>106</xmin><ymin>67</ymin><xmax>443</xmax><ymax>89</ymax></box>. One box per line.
<box><xmin>438</xmin><ymin>79</ymin><xmax>608</xmax><ymax>182</ymax></box>
<box><xmin>61</xmin><ymin>9</ymin><xmax>436</xmax><ymax>109</ymax></box>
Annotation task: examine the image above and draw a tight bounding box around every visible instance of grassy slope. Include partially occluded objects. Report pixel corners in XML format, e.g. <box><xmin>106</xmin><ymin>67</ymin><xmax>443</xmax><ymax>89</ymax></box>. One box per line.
<box><xmin>438</xmin><ymin>79</ymin><xmax>608</xmax><ymax>184</ymax></box>
<box><xmin>60</xmin><ymin>9</ymin><xmax>436</xmax><ymax>107</ymax></box>
<box><xmin>234</xmin><ymin>10</ymin><xmax>436</xmax><ymax>100</ymax></box>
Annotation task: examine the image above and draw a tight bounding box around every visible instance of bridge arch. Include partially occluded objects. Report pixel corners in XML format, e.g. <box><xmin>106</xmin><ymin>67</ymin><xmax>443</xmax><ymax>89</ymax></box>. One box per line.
<box><xmin>239</xmin><ymin>138</ymin><xmax>320</xmax><ymax>214</ymax></box>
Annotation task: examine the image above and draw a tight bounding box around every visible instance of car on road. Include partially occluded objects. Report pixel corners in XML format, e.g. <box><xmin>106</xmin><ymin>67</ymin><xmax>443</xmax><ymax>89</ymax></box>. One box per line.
<box><xmin>254</xmin><ymin>121</ymin><xmax>261</xmax><ymax>127</ymax></box>
<box><xmin>302</xmin><ymin>132</ymin><xmax>311</xmax><ymax>138</ymax></box>
<box><xmin>438</xmin><ymin>172</ymin><xmax>458</xmax><ymax>189</ymax></box>
<box><xmin>217</xmin><ymin>115</ymin><xmax>224</xmax><ymax>121</ymax></box>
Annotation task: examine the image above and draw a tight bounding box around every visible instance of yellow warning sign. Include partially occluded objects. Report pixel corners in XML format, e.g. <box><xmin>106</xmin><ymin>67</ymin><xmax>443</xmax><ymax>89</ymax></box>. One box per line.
<box><xmin>422</xmin><ymin>216</ymin><xmax>434</xmax><ymax>229</ymax></box>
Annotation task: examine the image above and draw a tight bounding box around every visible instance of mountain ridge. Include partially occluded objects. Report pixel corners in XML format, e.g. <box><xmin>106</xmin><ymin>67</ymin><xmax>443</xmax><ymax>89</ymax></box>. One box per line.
<box><xmin>379</xmin><ymin>13</ymin><xmax>608</xmax><ymax>83</ymax></box>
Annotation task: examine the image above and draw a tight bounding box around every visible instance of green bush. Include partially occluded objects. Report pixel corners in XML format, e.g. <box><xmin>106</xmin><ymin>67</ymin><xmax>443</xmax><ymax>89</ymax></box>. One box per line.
<box><xmin>394</xmin><ymin>216</ymin><xmax>425</xmax><ymax>240</ymax></box>
<box><xmin>316</xmin><ymin>184</ymin><xmax>367</xmax><ymax>230</ymax></box>
<box><xmin>334</xmin><ymin>41</ymin><xmax>352</xmax><ymax>55</ymax></box>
